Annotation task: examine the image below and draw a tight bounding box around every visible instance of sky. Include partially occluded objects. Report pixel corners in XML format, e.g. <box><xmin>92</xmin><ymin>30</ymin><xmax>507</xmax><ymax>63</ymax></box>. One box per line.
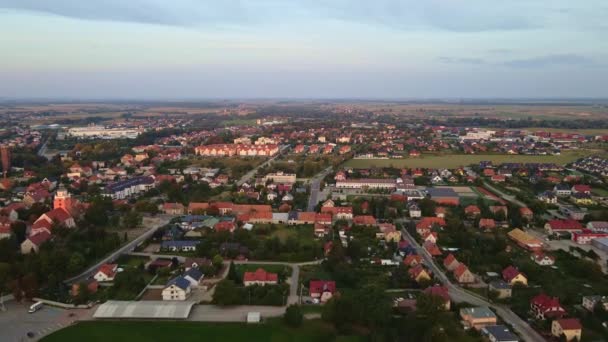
<box><xmin>0</xmin><ymin>0</ymin><xmax>607</xmax><ymax>99</ymax></box>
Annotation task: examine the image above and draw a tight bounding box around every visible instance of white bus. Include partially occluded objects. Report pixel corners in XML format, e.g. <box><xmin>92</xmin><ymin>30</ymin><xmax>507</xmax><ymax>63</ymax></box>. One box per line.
<box><xmin>28</xmin><ymin>301</ymin><xmax>43</xmax><ymax>313</ymax></box>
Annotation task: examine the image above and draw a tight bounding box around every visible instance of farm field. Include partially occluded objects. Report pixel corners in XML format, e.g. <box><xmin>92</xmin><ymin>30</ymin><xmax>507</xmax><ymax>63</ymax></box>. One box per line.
<box><xmin>41</xmin><ymin>320</ymin><xmax>364</xmax><ymax>342</ymax></box>
<box><xmin>344</xmin><ymin>150</ymin><xmax>601</xmax><ymax>169</ymax></box>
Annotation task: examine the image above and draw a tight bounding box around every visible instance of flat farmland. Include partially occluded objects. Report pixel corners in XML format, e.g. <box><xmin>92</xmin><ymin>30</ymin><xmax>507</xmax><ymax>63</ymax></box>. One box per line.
<box><xmin>344</xmin><ymin>150</ymin><xmax>600</xmax><ymax>169</ymax></box>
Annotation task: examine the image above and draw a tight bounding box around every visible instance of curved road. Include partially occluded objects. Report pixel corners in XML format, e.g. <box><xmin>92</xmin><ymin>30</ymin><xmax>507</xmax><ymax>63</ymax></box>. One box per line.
<box><xmin>400</xmin><ymin>225</ymin><xmax>545</xmax><ymax>342</ymax></box>
<box><xmin>64</xmin><ymin>215</ymin><xmax>174</xmax><ymax>284</ymax></box>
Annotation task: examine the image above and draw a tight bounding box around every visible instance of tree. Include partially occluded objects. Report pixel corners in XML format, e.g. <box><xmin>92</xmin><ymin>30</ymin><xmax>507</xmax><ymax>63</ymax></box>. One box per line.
<box><xmin>212</xmin><ymin>254</ymin><xmax>224</xmax><ymax>272</ymax></box>
<box><xmin>122</xmin><ymin>210</ymin><xmax>142</xmax><ymax>229</ymax></box>
<box><xmin>212</xmin><ymin>280</ymin><xmax>242</xmax><ymax>305</ymax></box>
<box><xmin>227</xmin><ymin>261</ymin><xmax>241</xmax><ymax>284</ymax></box>
<box><xmin>74</xmin><ymin>282</ymin><xmax>92</xmax><ymax>304</ymax></box>
<box><xmin>67</xmin><ymin>252</ymin><xmax>86</xmax><ymax>275</ymax></box>
<box><xmin>284</xmin><ymin>304</ymin><xmax>303</xmax><ymax>327</ymax></box>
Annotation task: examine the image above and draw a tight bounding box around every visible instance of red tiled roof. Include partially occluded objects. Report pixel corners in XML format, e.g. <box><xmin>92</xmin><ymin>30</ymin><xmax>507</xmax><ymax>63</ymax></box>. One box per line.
<box><xmin>309</xmin><ymin>280</ymin><xmax>336</xmax><ymax>295</ymax></box>
<box><xmin>243</xmin><ymin>268</ymin><xmax>278</xmax><ymax>283</ymax></box>
<box><xmin>424</xmin><ymin>285</ymin><xmax>449</xmax><ymax>302</ymax></box>
<box><xmin>443</xmin><ymin>254</ymin><xmax>458</xmax><ymax>268</ymax></box>
<box><xmin>547</xmin><ymin>219</ymin><xmax>583</xmax><ymax>231</ymax></box>
<box><xmin>453</xmin><ymin>263</ymin><xmax>470</xmax><ymax>278</ymax></box>
<box><xmin>416</xmin><ymin>217</ymin><xmax>446</xmax><ymax>229</ymax></box>
<box><xmin>556</xmin><ymin>318</ymin><xmax>582</xmax><ymax>330</ymax></box>
<box><xmin>28</xmin><ymin>231</ymin><xmax>51</xmax><ymax>246</ymax></box>
<box><xmin>353</xmin><ymin>215</ymin><xmax>377</xmax><ymax>226</ymax></box>
<box><xmin>502</xmin><ymin>266</ymin><xmax>525</xmax><ymax>283</ymax></box>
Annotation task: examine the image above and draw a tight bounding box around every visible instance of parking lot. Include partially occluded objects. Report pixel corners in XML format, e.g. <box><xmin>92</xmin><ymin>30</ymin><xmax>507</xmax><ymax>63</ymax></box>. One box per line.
<box><xmin>0</xmin><ymin>301</ymin><xmax>93</xmax><ymax>341</ymax></box>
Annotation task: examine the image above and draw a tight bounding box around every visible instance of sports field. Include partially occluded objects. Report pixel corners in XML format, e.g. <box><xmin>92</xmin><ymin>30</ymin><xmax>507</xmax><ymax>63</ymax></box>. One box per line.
<box><xmin>42</xmin><ymin>320</ymin><xmax>364</xmax><ymax>342</ymax></box>
<box><xmin>344</xmin><ymin>150</ymin><xmax>600</xmax><ymax>169</ymax></box>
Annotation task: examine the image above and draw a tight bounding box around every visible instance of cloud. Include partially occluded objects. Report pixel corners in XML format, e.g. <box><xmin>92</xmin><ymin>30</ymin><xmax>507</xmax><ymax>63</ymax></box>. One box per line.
<box><xmin>437</xmin><ymin>57</ymin><xmax>485</xmax><ymax>65</ymax></box>
<box><xmin>503</xmin><ymin>54</ymin><xmax>596</xmax><ymax>68</ymax></box>
<box><xmin>0</xmin><ymin>0</ymin><xmax>541</xmax><ymax>32</ymax></box>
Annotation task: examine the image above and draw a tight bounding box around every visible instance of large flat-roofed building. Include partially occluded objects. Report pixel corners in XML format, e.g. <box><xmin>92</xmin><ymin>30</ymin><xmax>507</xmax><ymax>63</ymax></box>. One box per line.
<box><xmin>508</xmin><ymin>228</ymin><xmax>543</xmax><ymax>251</ymax></box>
<box><xmin>262</xmin><ymin>171</ymin><xmax>296</xmax><ymax>184</ymax></box>
<box><xmin>592</xmin><ymin>237</ymin><xmax>608</xmax><ymax>253</ymax></box>
<box><xmin>93</xmin><ymin>300</ymin><xmax>195</xmax><ymax>319</ymax></box>
<box><xmin>68</xmin><ymin>126</ymin><xmax>142</xmax><ymax>139</ymax></box>
<box><xmin>102</xmin><ymin>176</ymin><xmax>155</xmax><ymax>200</ymax></box>
<box><xmin>425</xmin><ymin>187</ymin><xmax>460</xmax><ymax>205</ymax></box>
<box><xmin>336</xmin><ymin>178</ymin><xmax>397</xmax><ymax>190</ymax></box>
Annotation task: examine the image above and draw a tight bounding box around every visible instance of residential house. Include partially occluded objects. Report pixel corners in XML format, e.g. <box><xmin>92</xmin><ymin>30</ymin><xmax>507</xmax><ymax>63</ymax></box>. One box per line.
<box><xmin>183</xmin><ymin>268</ymin><xmax>204</xmax><ymax>287</ymax></box>
<box><xmin>481</xmin><ymin>325</ymin><xmax>519</xmax><ymax>342</ymax></box>
<box><xmin>479</xmin><ymin>218</ymin><xmax>496</xmax><ymax>231</ymax></box>
<box><xmin>553</xmin><ymin>184</ymin><xmax>572</xmax><ymax>197</ymax></box>
<box><xmin>161</xmin><ymin>240</ymin><xmax>200</xmax><ymax>252</ymax></box>
<box><xmin>488</xmin><ymin>280</ymin><xmax>512</xmax><ymax>299</ymax></box>
<box><xmin>453</xmin><ymin>264</ymin><xmax>475</xmax><ymax>284</ymax></box>
<box><xmin>20</xmin><ymin>232</ymin><xmax>51</xmax><ymax>254</ymax></box>
<box><xmin>353</xmin><ymin>215</ymin><xmax>377</xmax><ymax>227</ymax></box>
<box><xmin>582</xmin><ymin>295</ymin><xmax>608</xmax><ymax>312</ymax></box>
<box><xmin>309</xmin><ymin>280</ymin><xmax>336</xmax><ymax>303</ymax></box>
<box><xmin>460</xmin><ymin>306</ymin><xmax>497</xmax><ymax>330</ymax></box>
<box><xmin>551</xmin><ymin>318</ymin><xmax>582</xmax><ymax>341</ymax></box>
<box><xmin>502</xmin><ymin>266</ymin><xmax>528</xmax><ymax>286</ymax></box>
<box><xmin>408</xmin><ymin>204</ymin><xmax>422</xmax><ymax>218</ymax></box>
<box><xmin>408</xmin><ymin>265</ymin><xmax>432</xmax><ymax>283</ymax></box>
<box><xmin>545</xmin><ymin>219</ymin><xmax>583</xmax><ymax>235</ymax></box>
<box><xmin>403</xmin><ymin>254</ymin><xmax>422</xmax><ymax>267</ymax></box>
<box><xmin>530</xmin><ymin>293</ymin><xmax>566</xmax><ymax>320</ymax></box>
<box><xmin>465</xmin><ymin>205</ymin><xmax>481</xmax><ymax>218</ymax></box>
<box><xmin>519</xmin><ymin>207</ymin><xmax>534</xmax><ymax>221</ymax></box>
<box><xmin>537</xmin><ymin>191</ymin><xmax>557</xmax><ymax>204</ymax></box>
<box><xmin>531</xmin><ymin>253</ymin><xmax>555</xmax><ymax>266</ymax></box>
<box><xmin>443</xmin><ymin>254</ymin><xmax>460</xmax><ymax>271</ymax></box>
<box><xmin>243</xmin><ymin>268</ymin><xmax>278</xmax><ymax>286</ymax></box>
<box><xmin>424</xmin><ymin>241</ymin><xmax>442</xmax><ymax>256</ymax></box>
<box><xmin>423</xmin><ymin>285</ymin><xmax>450</xmax><ymax>310</ymax></box>
<box><xmin>162</xmin><ymin>276</ymin><xmax>191</xmax><ymax>301</ymax></box>
<box><xmin>93</xmin><ymin>264</ymin><xmax>118</xmax><ymax>282</ymax></box>
<box><xmin>163</xmin><ymin>202</ymin><xmax>185</xmax><ymax>215</ymax></box>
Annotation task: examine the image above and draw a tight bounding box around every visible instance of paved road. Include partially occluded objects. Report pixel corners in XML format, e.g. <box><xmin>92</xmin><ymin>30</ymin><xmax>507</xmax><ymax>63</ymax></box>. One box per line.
<box><xmin>65</xmin><ymin>215</ymin><xmax>174</xmax><ymax>284</ymax></box>
<box><xmin>188</xmin><ymin>304</ymin><xmax>285</xmax><ymax>322</ymax></box>
<box><xmin>237</xmin><ymin>145</ymin><xmax>290</xmax><ymax>186</ymax></box>
<box><xmin>0</xmin><ymin>301</ymin><xmax>93</xmax><ymax>341</ymax></box>
<box><xmin>306</xmin><ymin>167</ymin><xmax>333</xmax><ymax>211</ymax></box>
<box><xmin>400</xmin><ymin>225</ymin><xmax>545</xmax><ymax>342</ymax></box>
<box><xmin>482</xmin><ymin>181</ymin><xmax>527</xmax><ymax>208</ymax></box>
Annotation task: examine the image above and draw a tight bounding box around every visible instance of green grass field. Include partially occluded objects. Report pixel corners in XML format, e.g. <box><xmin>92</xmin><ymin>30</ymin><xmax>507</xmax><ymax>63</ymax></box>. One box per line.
<box><xmin>42</xmin><ymin>320</ymin><xmax>364</xmax><ymax>342</ymax></box>
<box><xmin>344</xmin><ymin>150</ymin><xmax>600</xmax><ymax>169</ymax></box>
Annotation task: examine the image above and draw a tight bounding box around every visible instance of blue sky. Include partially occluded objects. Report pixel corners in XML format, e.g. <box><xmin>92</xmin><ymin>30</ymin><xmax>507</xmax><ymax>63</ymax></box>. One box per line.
<box><xmin>0</xmin><ymin>0</ymin><xmax>607</xmax><ymax>99</ymax></box>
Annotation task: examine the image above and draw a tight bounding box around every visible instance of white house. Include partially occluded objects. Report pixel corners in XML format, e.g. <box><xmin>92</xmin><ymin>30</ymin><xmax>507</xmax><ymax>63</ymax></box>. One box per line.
<box><xmin>162</xmin><ymin>277</ymin><xmax>192</xmax><ymax>301</ymax></box>
<box><xmin>93</xmin><ymin>264</ymin><xmax>118</xmax><ymax>282</ymax></box>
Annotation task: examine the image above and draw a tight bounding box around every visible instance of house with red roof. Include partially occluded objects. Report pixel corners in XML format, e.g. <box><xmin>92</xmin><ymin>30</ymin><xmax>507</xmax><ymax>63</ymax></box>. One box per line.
<box><xmin>531</xmin><ymin>252</ymin><xmax>556</xmax><ymax>266</ymax></box>
<box><xmin>403</xmin><ymin>254</ymin><xmax>422</xmax><ymax>267</ymax></box>
<box><xmin>33</xmin><ymin>208</ymin><xmax>75</xmax><ymax>234</ymax></box>
<box><xmin>443</xmin><ymin>254</ymin><xmax>460</xmax><ymax>271</ymax></box>
<box><xmin>519</xmin><ymin>207</ymin><xmax>534</xmax><ymax>221</ymax></box>
<box><xmin>530</xmin><ymin>293</ymin><xmax>566</xmax><ymax>320</ymax></box>
<box><xmin>20</xmin><ymin>232</ymin><xmax>51</xmax><ymax>254</ymax></box>
<box><xmin>453</xmin><ymin>264</ymin><xmax>475</xmax><ymax>284</ymax></box>
<box><xmin>353</xmin><ymin>215</ymin><xmax>377</xmax><ymax>227</ymax></box>
<box><xmin>424</xmin><ymin>241</ymin><xmax>442</xmax><ymax>256</ymax></box>
<box><xmin>243</xmin><ymin>268</ymin><xmax>278</xmax><ymax>286</ymax></box>
<box><xmin>551</xmin><ymin>318</ymin><xmax>582</xmax><ymax>341</ymax></box>
<box><xmin>479</xmin><ymin>218</ymin><xmax>496</xmax><ymax>231</ymax></box>
<box><xmin>421</xmin><ymin>231</ymin><xmax>438</xmax><ymax>244</ymax></box>
<box><xmin>571</xmin><ymin>184</ymin><xmax>591</xmax><ymax>195</ymax></box>
<box><xmin>214</xmin><ymin>221</ymin><xmax>235</xmax><ymax>233</ymax></box>
<box><xmin>545</xmin><ymin>219</ymin><xmax>583</xmax><ymax>235</ymax></box>
<box><xmin>309</xmin><ymin>280</ymin><xmax>336</xmax><ymax>303</ymax></box>
<box><xmin>162</xmin><ymin>202</ymin><xmax>185</xmax><ymax>215</ymax></box>
<box><xmin>409</xmin><ymin>265</ymin><xmax>432</xmax><ymax>283</ymax></box>
<box><xmin>465</xmin><ymin>205</ymin><xmax>481</xmax><ymax>218</ymax></box>
<box><xmin>416</xmin><ymin>217</ymin><xmax>446</xmax><ymax>235</ymax></box>
<box><xmin>423</xmin><ymin>285</ymin><xmax>450</xmax><ymax>310</ymax></box>
<box><xmin>502</xmin><ymin>266</ymin><xmax>528</xmax><ymax>286</ymax></box>
<box><xmin>94</xmin><ymin>263</ymin><xmax>118</xmax><ymax>282</ymax></box>
<box><xmin>315</xmin><ymin>213</ymin><xmax>332</xmax><ymax>225</ymax></box>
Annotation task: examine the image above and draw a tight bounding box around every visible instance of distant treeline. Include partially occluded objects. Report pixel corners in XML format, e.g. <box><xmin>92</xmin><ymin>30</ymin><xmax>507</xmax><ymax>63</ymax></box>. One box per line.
<box><xmin>424</xmin><ymin>117</ymin><xmax>608</xmax><ymax>130</ymax></box>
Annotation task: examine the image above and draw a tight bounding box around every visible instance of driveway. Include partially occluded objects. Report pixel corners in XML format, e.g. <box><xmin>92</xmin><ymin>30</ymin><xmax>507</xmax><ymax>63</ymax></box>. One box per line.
<box><xmin>0</xmin><ymin>301</ymin><xmax>94</xmax><ymax>341</ymax></box>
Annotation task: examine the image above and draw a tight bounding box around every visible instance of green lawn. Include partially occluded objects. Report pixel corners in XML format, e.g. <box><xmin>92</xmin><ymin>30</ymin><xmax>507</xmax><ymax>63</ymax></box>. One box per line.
<box><xmin>344</xmin><ymin>150</ymin><xmax>600</xmax><ymax>169</ymax></box>
<box><xmin>42</xmin><ymin>320</ymin><xmax>365</xmax><ymax>342</ymax></box>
